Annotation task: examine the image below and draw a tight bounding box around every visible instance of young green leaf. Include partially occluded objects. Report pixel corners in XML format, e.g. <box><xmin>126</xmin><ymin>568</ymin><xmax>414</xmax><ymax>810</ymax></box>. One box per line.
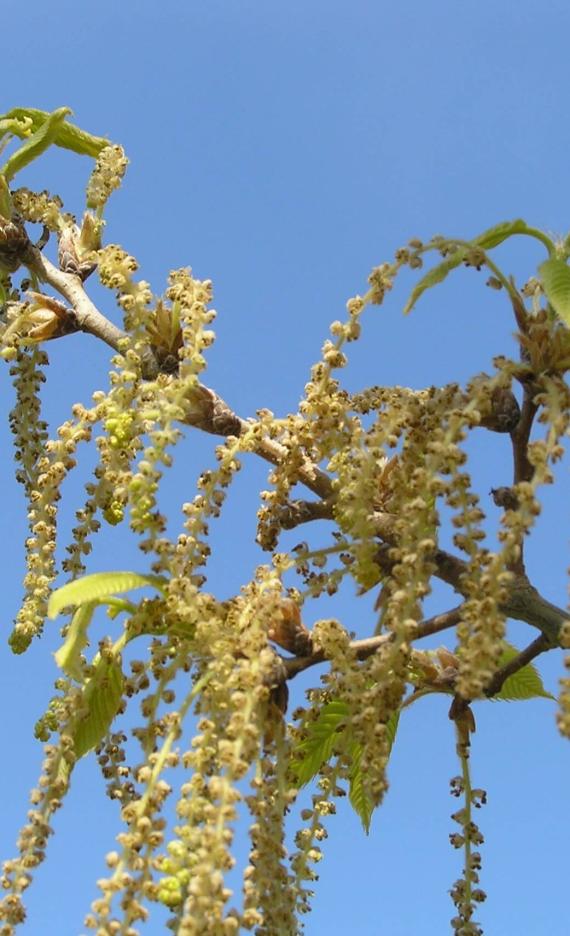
<box><xmin>71</xmin><ymin>657</ymin><xmax>125</xmax><ymax>758</ymax></box>
<box><xmin>348</xmin><ymin>709</ymin><xmax>400</xmax><ymax>833</ymax></box>
<box><xmin>474</xmin><ymin>219</ymin><xmax>555</xmax><ymax>254</ymax></box>
<box><xmin>348</xmin><ymin>743</ymin><xmax>374</xmax><ymax>834</ymax></box>
<box><xmin>403</xmin><ymin>249</ymin><xmax>466</xmax><ymax>315</ymax></box>
<box><xmin>539</xmin><ymin>257</ymin><xmax>570</xmax><ymax>327</ymax></box>
<box><xmin>473</xmin><ymin>219</ymin><xmax>529</xmax><ymax>250</ymax></box>
<box><xmin>0</xmin><ymin>173</ymin><xmax>11</xmax><ymax>219</ymax></box>
<box><xmin>105</xmin><ymin>596</ymin><xmax>137</xmax><ymax>620</ymax></box>
<box><xmin>47</xmin><ymin>570</ymin><xmax>168</xmax><ymax>619</ymax></box>
<box><xmin>0</xmin><ymin>107</ymin><xmax>72</xmax><ymax>182</ymax></box>
<box><xmin>290</xmin><ymin>700</ymin><xmax>349</xmax><ymax>786</ymax></box>
<box><xmin>0</xmin><ymin>114</ymin><xmax>34</xmax><ymax>145</ymax></box>
<box><xmin>54</xmin><ymin>602</ymin><xmax>97</xmax><ymax>680</ymax></box>
<box><xmin>493</xmin><ymin>642</ymin><xmax>554</xmax><ymax>701</ymax></box>
<box><xmin>291</xmin><ymin>699</ymin><xmax>401</xmax><ymax>822</ymax></box>
<box><xmin>2</xmin><ymin>107</ymin><xmax>110</xmax><ymax>158</ymax></box>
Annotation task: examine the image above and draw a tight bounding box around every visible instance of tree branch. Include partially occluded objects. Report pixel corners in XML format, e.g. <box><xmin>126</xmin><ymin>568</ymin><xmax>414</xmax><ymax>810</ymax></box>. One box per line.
<box><xmin>28</xmin><ymin>250</ymin><xmax>126</xmax><ymax>353</ymax></box>
<box><xmin>282</xmin><ymin>605</ymin><xmax>464</xmax><ymax>679</ymax></box>
<box><xmin>484</xmin><ymin>633</ymin><xmax>552</xmax><ymax>698</ymax></box>
<box><xmin>26</xmin><ymin>250</ymin><xmax>567</xmax><ymax>644</ymax></box>
<box><xmin>26</xmin><ymin>249</ymin><xmax>335</xmax><ymax>499</ymax></box>
<box><xmin>449</xmin><ymin>632</ymin><xmax>552</xmax><ymax>720</ymax></box>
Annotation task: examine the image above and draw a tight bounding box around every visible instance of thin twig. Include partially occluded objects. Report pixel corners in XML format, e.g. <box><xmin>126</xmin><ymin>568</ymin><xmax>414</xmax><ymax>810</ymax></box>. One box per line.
<box><xmin>484</xmin><ymin>633</ymin><xmax>552</xmax><ymax>698</ymax></box>
<box><xmin>449</xmin><ymin>632</ymin><xmax>553</xmax><ymax>720</ymax></box>
<box><xmin>282</xmin><ymin>605</ymin><xmax>464</xmax><ymax>679</ymax></box>
<box><xmin>28</xmin><ymin>250</ymin><xmax>126</xmax><ymax>352</ymax></box>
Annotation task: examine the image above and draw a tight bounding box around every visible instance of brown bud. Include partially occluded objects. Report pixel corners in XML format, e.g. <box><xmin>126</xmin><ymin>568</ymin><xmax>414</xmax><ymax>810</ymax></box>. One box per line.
<box><xmin>0</xmin><ymin>213</ymin><xmax>30</xmax><ymax>272</ymax></box>
<box><xmin>267</xmin><ymin>599</ymin><xmax>313</xmax><ymax>656</ymax></box>
<box><xmin>478</xmin><ymin>387</ymin><xmax>520</xmax><ymax>433</ymax></box>
<box><xmin>490</xmin><ymin>486</ymin><xmax>519</xmax><ymax>510</ymax></box>
<box><xmin>269</xmin><ymin>680</ymin><xmax>289</xmax><ymax>715</ymax></box>
<box><xmin>58</xmin><ymin>225</ymin><xmax>97</xmax><ymax>280</ymax></box>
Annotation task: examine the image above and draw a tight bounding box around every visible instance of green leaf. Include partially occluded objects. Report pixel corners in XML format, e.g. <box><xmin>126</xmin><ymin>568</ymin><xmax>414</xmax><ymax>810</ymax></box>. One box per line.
<box><xmin>0</xmin><ymin>174</ymin><xmax>11</xmax><ymax>219</ymax></box>
<box><xmin>290</xmin><ymin>700</ymin><xmax>349</xmax><ymax>786</ymax></box>
<box><xmin>0</xmin><ymin>114</ymin><xmax>34</xmax><ymax>145</ymax></box>
<box><xmin>54</xmin><ymin>602</ymin><xmax>96</xmax><ymax>679</ymax></box>
<box><xmin>539</xmin><ymin>257</ymin><xmax>570</xmax><ymax>327</ymax></box>
<box><xmin>403</xmin><ymin>249</ymin><xmax>466</xmax><ymax>315</ymax></box>
<box><xmin>2</xmin><ymin>107</ymin><xmax>110</xmax><ymax>158</ymax></box>
<box><xmin>0</xmin><ymin>107</ymin><xmax>72</xmax><ymax>182</ymax></box>
<box><xmin>71</xmin><ymin>656</ymin><xmax>124</xmax><ymax>758</ymax></box>
<box><xmin>473</xmin><ymin>219</ymin><xmax>530</xmax><ymax>250</ymax></box>
<box><xmin>493</xmin><ymin>642</ymin><xmax>554</xmax><ymax>701</ymax></box>
<box><xmin>348</xmin><ymin>743</ymin><xmax>374</xmax><ymax>834</ymax></box>
<box><xmin>385</xmin><ymin>706</ymin><xmax>401</xmax><ymax>747</ymax></box>
<box><xmin>348</xmin><ymin>709</ymin><xmax>400</xmax><ymax>833</ymax></box>
<box><xmin>48</xmin><ymin>570</ymin><xmax>168</xmax><ymax>619</ymax></box>
<box><xmin>105</xmin><ymin>597</ymin><xmax>137</xmax><ymax>620</ymax></box>
<box><xmin>290</xmin><ymin>698</ymin><xmax>401</xmax><ymax>836</ymax></box>
<box><xmin>474</xmin><ymin>219</ymin><xmax>555</xmax><ymax>254</ymax></box>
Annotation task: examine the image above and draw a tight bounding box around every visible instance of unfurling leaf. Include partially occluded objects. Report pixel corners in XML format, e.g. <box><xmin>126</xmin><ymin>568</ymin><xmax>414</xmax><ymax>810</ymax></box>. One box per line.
<box><xmin>539</xmin><ymin>257</ymin><xmax>570</xmax><ymax>327</ymax></box>
<box><xmin>473</xmin><ymin>219</ymin><xmax>531</xmax><ymax>250</ymax></box>
<box><xmin>54</xmin><ymin>602</ymin><xmax>96</xmax><ymax>680</ymax></box>
<box><xmin>403</xmin><ymin>250</ymin><xmax>466</xmax><ymax>315</ymax></box>
<box><xmin>474</xmin><ymin>219</ymin><xmax>555</xmax><ymax>253</ymax></box>
<box><xmin>0</xmin><ymin>108</ymin><xmax>72</xmax><ymax>182</ymax></box>
<box><xmin>71</xmin><ymin>656</ymin><xmax>124</xmax><ymax>758</ymax></box>
<box><xmin>47</xmin><ymin>570</ymin><xmax>168</xmax><ymax>619</ymax></box>
<box><xmin>1</xmin><ymin>107</ymin><xmax>110</xmax><ymax>157</ymax></box>
<box><xmin>0</xmin><ymin>174</ymin><xmax>11</xmax><ymax>219</ymax></box>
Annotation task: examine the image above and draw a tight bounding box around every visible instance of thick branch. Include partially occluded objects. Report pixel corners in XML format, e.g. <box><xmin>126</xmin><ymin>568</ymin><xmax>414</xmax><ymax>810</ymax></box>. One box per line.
<box><xmin>370</xmin><ymin>539</ymin><xmax>567</xmax><ymax>644</ymax></box>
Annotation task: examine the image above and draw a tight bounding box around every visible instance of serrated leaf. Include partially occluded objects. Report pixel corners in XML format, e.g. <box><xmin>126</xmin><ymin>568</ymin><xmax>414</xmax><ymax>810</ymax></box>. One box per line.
<box><xmin>290</xmin><ymin>701</ymin><xmax>349</xmax><ymax>786</ymax></box>
<box><xmin>403</xmin><ymin>250</ymin><xmax>466</xmax><ymax>315</ymax></box>
<box><xmin>54</xmin><ymin>601</ymin><xmax>96</xmax><ymax>679</ymax></box>
<box><xmin>473</xmin><ymin>219</ymin><xmax>530</xmax><ymax>250</ymax></box>
<box><xmin>348</xmin><ymin>743</ymin><xmax>374</xmax><ymax>833</ymax></box>
<box><xmin>72</xmin><ymin>657</ymin><xmax>124</xmax><ymax>759</ymax></box>
<box><xmin>48</xmin><ymin>571</ymin><xmax>168</xmax><ymax>619</ymax></box>
<box><xmin>348</xmin><ymin>709</ymin><xmax>400</xmax><ymax>833</ymax></box>
<box><xmin>291</xmin><ymin>698</ymin><xmax>401</xmax><ymax>830</ymax></box>
<box><xmin>539</xmin><ymin>257</ymin><xmax>570</xmax><ymax>327</ymax></box>
<box><xmin>493</xmin><ymin>641</ymin><xmax>554</xmax><ymax>701</ymax></box>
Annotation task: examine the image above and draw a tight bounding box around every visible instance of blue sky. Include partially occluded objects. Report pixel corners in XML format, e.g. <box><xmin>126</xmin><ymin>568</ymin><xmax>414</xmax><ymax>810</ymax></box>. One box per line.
<box><xmin>1</xmin><ymin>2</ymin><xmax>569</xmax><ymax>934</ymax></box>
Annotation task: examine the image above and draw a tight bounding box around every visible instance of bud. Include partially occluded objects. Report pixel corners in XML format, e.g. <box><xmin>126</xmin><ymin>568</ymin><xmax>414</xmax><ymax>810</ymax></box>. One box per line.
<box><xmin>267</xmin><ymin>598</ymin><xmax>313</xmax><ymax>656</ymax></box>
<box><xmin>0</xmin><ymin>213</ymin><xmax>30</xmax><ymax>272</ymax></box>
<box><xmin>58</xmin><ymin>222</ymin><xmax>97</xmax><ymax>280</ymax></box>
<box><xmin>24</xmin><ymin>291</ymin><xmax>71</xmax><ymax>341</ymax></box>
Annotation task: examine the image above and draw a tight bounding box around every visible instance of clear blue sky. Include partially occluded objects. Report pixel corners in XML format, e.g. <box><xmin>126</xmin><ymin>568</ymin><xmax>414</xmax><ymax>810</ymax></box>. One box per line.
<box><xmin>2</xmin><ymin>2</ymin><xmax>569</xmax><ymax>934</ymax></box>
